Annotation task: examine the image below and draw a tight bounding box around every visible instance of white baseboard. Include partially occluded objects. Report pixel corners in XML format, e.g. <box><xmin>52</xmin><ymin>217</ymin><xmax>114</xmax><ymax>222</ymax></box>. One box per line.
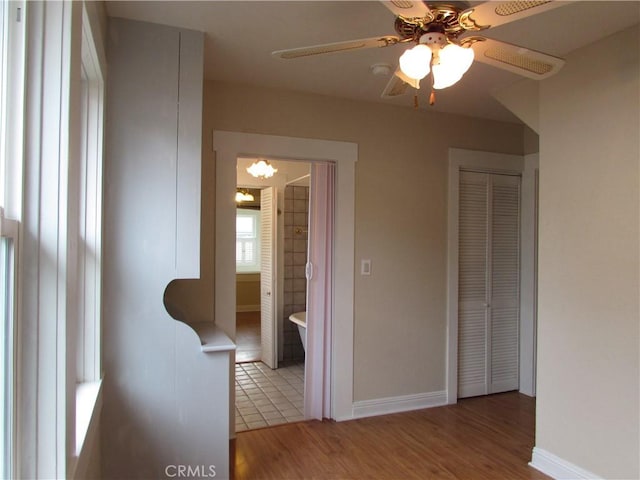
<box><xmin>236</xmin><ymin>305</ymin><xmax>260</xmax><ymax>313</ymax></box>
<box><xmin>530</xmin><ymin>447</ymin><xmax>601</xmax><ymax>480</ymax></box>
<box><xmin>352</xmin><ymin>390</ymin><xmax>447</xmax><ymax>419</ymax></box>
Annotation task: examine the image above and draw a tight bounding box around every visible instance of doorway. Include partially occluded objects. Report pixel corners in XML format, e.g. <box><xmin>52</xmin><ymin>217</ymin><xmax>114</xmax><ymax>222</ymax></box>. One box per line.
<box><xmin>234</xmin><ymin>159</ymin><xmax>313</xmax><ymax>431</ymax></box>
<box><xmin>234</xmin><ymin>160</ymin><xmax>311</xmax><ymax>368</ymax></box>
<box><xmin>214</xmin><ymin>131</ymin><xmax>357</xmax><ymax>431</ymax></box>
<box><xmin>235</xmin><ymin>187</ymin><xmax>263</xmax><ymax>364</ymax></box>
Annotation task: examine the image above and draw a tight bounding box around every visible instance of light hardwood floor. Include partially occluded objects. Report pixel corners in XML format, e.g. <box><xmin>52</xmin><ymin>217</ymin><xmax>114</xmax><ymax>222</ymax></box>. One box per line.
<box><xmin>236</xmin><ymin>311</ymin><xmax>261</xmax><ymax>363</ymax></box>
<box><xmin>234</xmin><ymin>391</ymin><xmax>549</xmax><ymax>480</ymax></box>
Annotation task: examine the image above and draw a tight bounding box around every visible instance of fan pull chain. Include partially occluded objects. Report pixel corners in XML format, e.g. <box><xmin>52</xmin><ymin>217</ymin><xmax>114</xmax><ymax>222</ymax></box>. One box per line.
<box><xmin>414</xmin><ymin>92</ymin><xmax>419</xmax><ymax>109</ymax></box>
<box><xmin>428</xmin><ymin>69</ymin><xmax>436</xmax><ymax>106</ymax></box>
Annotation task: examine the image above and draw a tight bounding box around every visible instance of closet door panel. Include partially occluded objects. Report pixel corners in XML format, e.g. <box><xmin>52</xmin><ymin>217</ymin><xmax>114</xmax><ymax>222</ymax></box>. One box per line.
<box><xmin>458</xmin><ymin>308</ymin><xmax>488</xmax><ymax>397</ymax></box>
<box><xmin>457</xmin><ymin>171</ymin><xmax>520</xmax><ymax>398</ymax></box>
<box><xmin>458</xmin><ymin>172</ymin><xmax>489</xmax><ymax>397</ymax></box>
<box><xmin>490</xmin><ymin>306</ymin><xmax>519</xmax><ymax>392</ymax></box>
<box><xmin>489</xmin><ymin>175</ymin><xmax>520</xmax><ymax>393</ymax></box>
<box><xmin>260</xmin><ymin>187</ymin><xmax>278</xmax><ymax>369</ymax></box>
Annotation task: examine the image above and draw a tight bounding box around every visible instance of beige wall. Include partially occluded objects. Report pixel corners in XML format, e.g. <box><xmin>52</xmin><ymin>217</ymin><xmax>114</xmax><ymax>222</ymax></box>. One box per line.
<box><xmin>537</xmin><ymin>25</ymin><xmax>639</xmax><ymax>478</ymax></box>
<box><xmin>523</xmin><ymin>125</ymin><xmax>539</xmax><ymax>155</ymax></box>
<box><xmin>204</xmin><ymin>81</ymin><xmax>525</xmax><ymax>401</ymax></box>
<box><xmin>236</xmin><ymin>274</ymin><xmax>260</xmax><ymax>311</ymax></box>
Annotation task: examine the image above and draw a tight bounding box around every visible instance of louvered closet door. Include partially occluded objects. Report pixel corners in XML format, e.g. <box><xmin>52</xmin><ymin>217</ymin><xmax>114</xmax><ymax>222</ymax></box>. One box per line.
<box><xmin>260</xmin><ymin>187</ymin><xmax>278</xmax><ymax>369</ymax></box>
<box><xmin>489</xmin><ymin>174</ymin><xmax>520</xmax><ymax>393</ymax></box>
<box><xmin>458</xmin><ymin>171</ymin><xmax>520</xmax><ymax>398</ymax></box>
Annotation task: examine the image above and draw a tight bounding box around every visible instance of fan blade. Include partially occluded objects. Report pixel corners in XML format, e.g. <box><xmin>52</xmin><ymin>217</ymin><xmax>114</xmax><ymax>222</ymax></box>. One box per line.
<box><xmin>464</xmin><ymin>36</ymin><xmax>565</xmax><ymax>80</ymax></box>
<box><xmin>394</xmin><ymin>68</ymin><xmax>420</xmax><ymax>90</ymax></box>
<box><xmin>380</xmin><ymin>0</ymin><xmax>431</xmax><ymax>19</ymax></box>
<box><xmin>459</xmin><ymin>1</ymin><xmax>570</xmax><ymax>31</ymax></box>
<box><xmin>381</xmin><ymin>68</ymin><xmax>419</xmax><ymax>98</ymax></box>
<box><xmin>381</xmin><ymin>75</ymin><xmax>410</xmax><ymax>98</ymax></box>
<box><xmin>272</xmin><ymin>36</ymin><xmax>401</xmax><ymax>59</ymax></box>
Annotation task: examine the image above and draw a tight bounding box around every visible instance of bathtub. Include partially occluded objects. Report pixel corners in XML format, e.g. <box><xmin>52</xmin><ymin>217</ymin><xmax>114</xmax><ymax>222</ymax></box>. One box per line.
<box><xmin>288</xmin><ymin>311</ymin><xmax>306</xmax><ymax>352</ymax></box>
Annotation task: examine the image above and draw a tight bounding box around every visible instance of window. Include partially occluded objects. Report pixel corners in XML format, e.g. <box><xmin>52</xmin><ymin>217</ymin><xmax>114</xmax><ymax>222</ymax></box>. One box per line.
<box><xmin>10</xmin><ymin>1</ymin><xmax>104</xmax><ymax>476</ymax></box>
<box><xmin>76</xmin><ymin>10</ymin><xmax>104</xmax><ymax>384</ymax></box>
<box><xmin>0</xmin><ymin>216</ymin><xmax>17</xmax><ymax>480</ymax></box>
<box><xmin>74</xmin><ymin>4</ymin><xmax>105</xmax><ymax>458</ymax></box>
<box><xmin>0</xmin><ymin>2</ymin><xmax>22</xmax><ymax>477</ymax></box>
<box><xmin>236</xmin><ymin>208</ymin><xmax>260</xmax><ymax>273</ymax></box>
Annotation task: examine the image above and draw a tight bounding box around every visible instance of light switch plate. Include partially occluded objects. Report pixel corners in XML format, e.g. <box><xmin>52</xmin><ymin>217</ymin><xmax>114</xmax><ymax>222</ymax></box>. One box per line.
<box><xmin>361</xmin><ymin>259</ymin><xmax>371</xmax><ymax>276</ymax></box>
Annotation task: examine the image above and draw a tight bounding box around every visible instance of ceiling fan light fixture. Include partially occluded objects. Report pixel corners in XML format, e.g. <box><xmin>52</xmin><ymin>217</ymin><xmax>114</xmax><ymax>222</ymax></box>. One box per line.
<box><xmin>432</xmin><ymin>43</ymin><xmax>474</xmax><ymax>89</ymax></box>
<box><xmin>399</xmin><ymin>44</ymin><xmax>432</xmax><ymax>80</ymax></box>
<box><xmin>432</xmin><ymin>62</ymin><xmax>462</xmax><ymax>89</ymax></box>
<box><xmin>247</xmin><ymin>159</ymin><xmax>278</xmax><ymax>179</ymax></box>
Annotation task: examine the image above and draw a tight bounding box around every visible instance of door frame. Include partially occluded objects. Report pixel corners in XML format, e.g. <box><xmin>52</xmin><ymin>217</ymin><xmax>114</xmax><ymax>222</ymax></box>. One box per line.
<box><xmin>214</xmin><ymin>131</ymin><xmax>357</xmax><ymax>436</ymax></box>
<box><xmin>446</xmin><ymin>148</ymin><xmax>537</xmax><ymax>403</ymax></box>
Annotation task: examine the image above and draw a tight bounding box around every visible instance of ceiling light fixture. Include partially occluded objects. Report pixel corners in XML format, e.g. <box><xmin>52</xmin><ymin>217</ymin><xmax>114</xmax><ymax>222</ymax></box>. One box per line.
<box><xmin>235</xmin><ymin>190</ymin><xmax>255</xmax><ymax>203</ymax></box>
<box><xmin>399</xmin><ymin>32</ymin><xmax>474</xmax><ymax>90</ymax></box>
<box><xmin>247</xmin><ymin>159</ymin><xmax>278</xmax><ymax>179</ymax></box>
<box><xmin>399</xmin><ymin>44</ymin><xmax>432</xmax><ymax>80</ymax></box>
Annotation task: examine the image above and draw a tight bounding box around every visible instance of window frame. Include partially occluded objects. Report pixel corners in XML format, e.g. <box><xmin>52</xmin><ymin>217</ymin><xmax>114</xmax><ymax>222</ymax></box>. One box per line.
<box><xmin>0</xmin><ymin>213</ymin><xmax>18</xmax><ymax>480</ymax></box>
<box><xmin>0</xmin><ymin>1</ymin><xmax>23</xmax><ymax>478</ymax></box>
<box><xmin>76</xmin><ymin>4</ymin><xmax>104</xmax><ymax>386</ymax></box>
<box><xmin>18</xmin><ymin>1</ymin><xmax>105</xmax><ymax>477</ymax></box>
<box><xmin>74</xmin><ymin>2</ymin><xmax>105</xmax><ymax>462</ymax></box>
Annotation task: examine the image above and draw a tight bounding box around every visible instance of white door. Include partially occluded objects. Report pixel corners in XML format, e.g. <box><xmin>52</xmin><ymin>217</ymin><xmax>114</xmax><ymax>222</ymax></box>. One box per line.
<box><xmin>458</xmin><ymin>171</ymin><xmax>520</xmax><ymax>398</ymax></box>
<box><xmin>304</xmin><ymin>162</ymin><xmax>335</xmax><ymax>420</ymax></box>
<box><xmin>260</xmin><ymin>187</ymin><xmax>278</xmax><ymax>369</ymax></box>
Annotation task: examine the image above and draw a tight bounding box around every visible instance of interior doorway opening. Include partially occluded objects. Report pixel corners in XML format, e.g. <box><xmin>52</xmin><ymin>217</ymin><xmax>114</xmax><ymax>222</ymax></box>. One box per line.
<box><xmin>214</xmin><ymin>130</ymin><xmax>357</xmax><ymax>435</ymax></box>
<box><xmin>235</xmin><ymin>187</ymin><xmax>264</xmax><ymax>364</ymax></box>
<box><xmin>234</xmin><ymin>158</ymin><xmax>315</xmax><ymax>431</ymax></box>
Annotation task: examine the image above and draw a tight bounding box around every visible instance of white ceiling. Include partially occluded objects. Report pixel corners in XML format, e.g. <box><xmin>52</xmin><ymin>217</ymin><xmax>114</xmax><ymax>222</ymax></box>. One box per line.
<box><xmin>105</xmin><ymin>1</ymin><xmax>640</xmax><ymax>124</ymax></box>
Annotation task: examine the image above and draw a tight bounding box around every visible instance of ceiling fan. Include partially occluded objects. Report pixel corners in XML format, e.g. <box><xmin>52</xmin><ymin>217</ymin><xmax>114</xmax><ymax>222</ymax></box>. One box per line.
<box><xmin>272</xmin><ymin>1</ymin><xmax>568</xmax><ymax>105</ymax></box>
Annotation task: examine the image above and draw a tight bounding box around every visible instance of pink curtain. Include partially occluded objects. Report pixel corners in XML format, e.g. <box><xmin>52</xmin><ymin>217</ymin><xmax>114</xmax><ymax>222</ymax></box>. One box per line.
<box><xmin>305</xmin><ymin>162</ymin><xmax>335</xmax><ymax>420</ymax></box>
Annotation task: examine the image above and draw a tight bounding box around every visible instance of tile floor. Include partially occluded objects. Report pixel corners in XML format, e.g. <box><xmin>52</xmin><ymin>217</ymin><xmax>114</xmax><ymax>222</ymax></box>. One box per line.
<box><xmin>235</xmin><ymin>361</ymin><xmax>305</xmax><ymax>432</ymax></box>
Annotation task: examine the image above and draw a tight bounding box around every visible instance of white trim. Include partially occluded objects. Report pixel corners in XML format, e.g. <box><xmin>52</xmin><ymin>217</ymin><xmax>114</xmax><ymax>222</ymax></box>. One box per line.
<box><xmin>530</xmin><ymin>447</ymin><xmax>602</xmax><ymax>480</ymax></box>
<box><xmin>213</xmin><ymin>131</ymin><xmax>357</xmax><ymax>431</ymax></box>
<box><xmin>446</xmin><ymin>148</ymin><xmax>525</xmax><ymax>404</ymax></box>
<box><xmin>352</xmin><ymin>391</ymin><xmax>447</xmax><ymax>419</ymax></box>
<box><xmin>519</xmin><ymin>153</ymin><xmax>539</xmax><ymax>397</ymax></box>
